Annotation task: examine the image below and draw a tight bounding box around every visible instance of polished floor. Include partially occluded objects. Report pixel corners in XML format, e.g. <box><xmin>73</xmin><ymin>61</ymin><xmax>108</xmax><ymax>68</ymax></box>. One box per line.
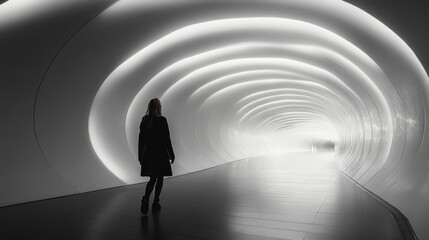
<box><xmin>0</xmin><ymin>152</ymin><xmax>402</xmax><ymax>240</ymax></box>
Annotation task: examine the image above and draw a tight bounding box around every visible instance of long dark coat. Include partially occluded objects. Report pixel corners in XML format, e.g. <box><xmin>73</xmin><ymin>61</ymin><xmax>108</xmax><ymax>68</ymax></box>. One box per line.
<box><xmin>138</xmin><ymin>115</ymin><xmax>175</xmax><ymax>176</ymax></box>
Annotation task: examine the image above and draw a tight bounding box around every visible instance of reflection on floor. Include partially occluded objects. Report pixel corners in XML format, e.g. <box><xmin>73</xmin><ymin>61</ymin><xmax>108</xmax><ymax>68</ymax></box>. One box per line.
<box><xmin>0</xmin><ymin>152</ymin><xmax>402</xmax><ymax>240</ymax></box>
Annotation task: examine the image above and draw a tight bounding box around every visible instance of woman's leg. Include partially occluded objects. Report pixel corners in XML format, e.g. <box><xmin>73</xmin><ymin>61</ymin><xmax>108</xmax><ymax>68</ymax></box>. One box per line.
<box><xmin>141</xmin><ymin>177</ymin><xmax>156</xmax><ymax>214</ymax></box>
<box><xmin>154</xmin><ymin>177</ymin><xmax>164</xmax><ymax>203</ymax></box>
<box><xmin>144</xmin><ymin>176</ymin><xmax>157</xmax><ymax>200</ymax></box>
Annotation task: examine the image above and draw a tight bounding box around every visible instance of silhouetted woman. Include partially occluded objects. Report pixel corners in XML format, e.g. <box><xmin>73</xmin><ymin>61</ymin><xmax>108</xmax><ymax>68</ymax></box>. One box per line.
<box><xmin>138</xmin><ymin>98</ymin><xmax>175</xmax><ymax>214</ymax></box>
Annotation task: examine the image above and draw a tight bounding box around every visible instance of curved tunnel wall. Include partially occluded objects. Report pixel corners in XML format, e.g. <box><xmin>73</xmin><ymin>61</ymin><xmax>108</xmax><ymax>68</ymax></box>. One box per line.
<box><xmin>1</xmin><ymin>0</ymin><xmax>429</xmax><ymax>238</ymax></box>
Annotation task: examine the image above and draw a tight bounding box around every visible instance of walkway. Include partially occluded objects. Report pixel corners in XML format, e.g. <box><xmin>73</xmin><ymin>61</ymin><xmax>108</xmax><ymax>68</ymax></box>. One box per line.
<box><xmin>0</xmin><ymin>152</ymin><xmax>402</xmax><ymax>240</ymax></box>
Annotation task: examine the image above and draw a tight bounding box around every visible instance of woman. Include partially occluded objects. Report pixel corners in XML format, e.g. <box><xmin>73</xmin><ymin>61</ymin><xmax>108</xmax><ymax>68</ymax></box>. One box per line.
<box><xmin>138</xmin><ymin>98</ymin><xmax>175</xmax><ymax>214</ymax></box>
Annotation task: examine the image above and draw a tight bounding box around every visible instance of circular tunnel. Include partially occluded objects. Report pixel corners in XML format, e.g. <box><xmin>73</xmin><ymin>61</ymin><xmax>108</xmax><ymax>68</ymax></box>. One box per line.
<box><xmin>2</xmin><ymin>0</ymin><xmax>429</xmax><ymax>239</ymax></box>
<box><xmin>80</xmin><ymin>1</ymin><xmax>428</xmax><ymax>197</ymax></box>
<box><xmin>83</xmin><ymin>2</ymin><xmax>429</xmax><ymax>236</ymax></box>
<box><xmin>89</xmin><ymin>5</ymin><xmax>401</xmax><ymax>184</ymax></box>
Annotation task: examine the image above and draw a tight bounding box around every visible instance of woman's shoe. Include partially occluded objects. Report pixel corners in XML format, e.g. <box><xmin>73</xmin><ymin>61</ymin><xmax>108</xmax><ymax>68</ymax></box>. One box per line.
<box><xmin>152</xmin><ymin>202</ymin><xmax>161</xmax><ymax>211</ymax></box>
<box><xmin>141</xmin><ymin>197</ymin><xmax>149</xmax><ymax>214</ymax></box>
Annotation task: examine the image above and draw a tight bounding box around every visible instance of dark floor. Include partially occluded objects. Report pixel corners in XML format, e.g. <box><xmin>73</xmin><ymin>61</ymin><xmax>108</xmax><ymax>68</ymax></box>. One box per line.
<box><xmin>0</xmin><ymin>152</ymin><xmax>402</xmax><ymax>240</ymax></box>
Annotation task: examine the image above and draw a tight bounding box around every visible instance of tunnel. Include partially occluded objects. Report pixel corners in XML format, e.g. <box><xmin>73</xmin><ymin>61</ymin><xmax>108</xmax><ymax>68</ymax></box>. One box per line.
<box><xmin>1</xmin><ymin>0</ymin><xmax>429</xmax><ymax>239</ymax></box>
